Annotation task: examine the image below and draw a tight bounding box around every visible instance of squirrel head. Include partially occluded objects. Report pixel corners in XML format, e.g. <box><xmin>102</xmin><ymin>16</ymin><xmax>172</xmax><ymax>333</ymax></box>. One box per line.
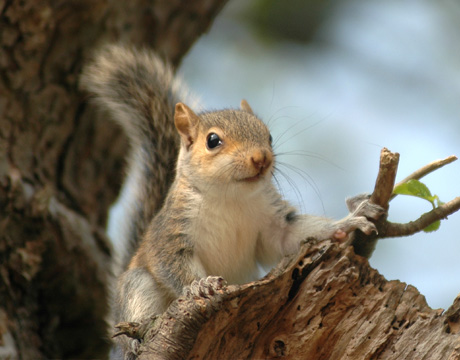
<box><xmin>174</xmin><ymin>101</ymin><xmax>274</xmax><ymax>193</ymax></box>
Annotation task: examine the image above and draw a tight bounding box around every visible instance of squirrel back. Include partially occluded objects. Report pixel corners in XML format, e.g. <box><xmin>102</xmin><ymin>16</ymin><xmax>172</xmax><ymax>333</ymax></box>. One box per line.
<box><xmin>81</xmin><ymin>45</ymin><xmax>193</xmax><ymax>267</ymax></box>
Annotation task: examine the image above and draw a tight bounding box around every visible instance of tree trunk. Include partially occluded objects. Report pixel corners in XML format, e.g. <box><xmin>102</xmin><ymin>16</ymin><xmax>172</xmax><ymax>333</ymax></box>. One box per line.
<box><xmin>0</xmin><ymin>0</ymin><xmax>226</xmax><ymax>358</ymax></box>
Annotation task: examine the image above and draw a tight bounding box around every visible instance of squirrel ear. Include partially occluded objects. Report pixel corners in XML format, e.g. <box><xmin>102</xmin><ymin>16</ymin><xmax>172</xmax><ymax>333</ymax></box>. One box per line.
<box><xmin>174</xmin><ymin>103</ymin><xmax>199</xmax><ymax>150</ymax></box>
<box><xmin>240</xmin><ymin>99</ymin><xmax>254</xmax><ymax>114</ymax></box>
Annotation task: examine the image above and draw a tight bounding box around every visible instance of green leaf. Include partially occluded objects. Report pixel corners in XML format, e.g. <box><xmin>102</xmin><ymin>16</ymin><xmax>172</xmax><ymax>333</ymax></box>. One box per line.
<box><xmin>393</xmin><ymin>179</ymin><xmax>446</xmax><ymax>232</ymax></box>
<box><xmin>393</xmin><ymin>180</ymin><xmax>436</xmax><ymax>207</ymax></box>
<box><xmin>423</xmin><ymin>220</ymin><xmax>440</xmax><ymax>232</ymax></box>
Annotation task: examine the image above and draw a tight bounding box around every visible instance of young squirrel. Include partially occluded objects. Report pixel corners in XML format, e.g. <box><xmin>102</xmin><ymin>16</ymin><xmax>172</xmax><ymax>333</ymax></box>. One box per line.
<box><xmin>81</xmin><ymin>45</ymin><xmax>384</xmax><ymax>358</ymax></box>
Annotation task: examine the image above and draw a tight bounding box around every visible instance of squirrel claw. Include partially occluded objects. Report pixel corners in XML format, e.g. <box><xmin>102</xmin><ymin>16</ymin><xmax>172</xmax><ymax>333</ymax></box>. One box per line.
<box><xmin>188</xmin><ymin>276</ymin><xmax>226</xmax><ymax>298</ymax></box>
<box><xmin>113</xmin><ymin>321</ymin><xmax>141</xmax><ymax>339</ymax></box>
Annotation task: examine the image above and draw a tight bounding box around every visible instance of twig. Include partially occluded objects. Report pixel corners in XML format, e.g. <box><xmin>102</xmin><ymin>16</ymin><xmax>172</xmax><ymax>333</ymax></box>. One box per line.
<box><xmin>353</xmin><ymin>149</ymin><xmax>459</xmax><ymax>257</ymax></box>
<box><xmin>390</xmin><ymin>155</ymin><xmax>457</xmax><ymax>201</ymax></box>
<box><xmin>380</xmin><ymin>197</ymin><xmax>460</xmax><ymax>238</ymax></box>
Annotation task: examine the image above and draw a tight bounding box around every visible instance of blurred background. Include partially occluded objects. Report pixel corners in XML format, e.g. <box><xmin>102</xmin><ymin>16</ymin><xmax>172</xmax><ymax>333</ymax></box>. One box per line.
<box><xmin>179</xmin><ymin>0</ymin><xmax>460</xmax><ymax>309</ymax></box>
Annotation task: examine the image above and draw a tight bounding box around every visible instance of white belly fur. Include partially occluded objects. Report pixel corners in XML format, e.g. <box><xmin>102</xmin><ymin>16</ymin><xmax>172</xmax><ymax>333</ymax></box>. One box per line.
<box><xmin>191</xmin><ymin>192</ymin><xmax>267</xmax><ymax>284</ymax></box>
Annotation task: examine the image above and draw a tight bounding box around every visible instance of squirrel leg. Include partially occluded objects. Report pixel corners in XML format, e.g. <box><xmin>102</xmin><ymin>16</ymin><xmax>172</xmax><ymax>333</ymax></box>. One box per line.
<box><xmin>113</xmin><ymin>268</ymin><xmax>175</xmax><ymax>356</ymax></box>
<box><xmin>265</xmin><ymin>194</ymin><xmax>386</xmax><ymax>258</ymax></box>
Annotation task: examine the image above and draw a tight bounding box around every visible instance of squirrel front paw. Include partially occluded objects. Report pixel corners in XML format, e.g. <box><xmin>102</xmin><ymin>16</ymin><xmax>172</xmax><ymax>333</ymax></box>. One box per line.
<box><xmin>333</xmin><ymin>216</ymin><xmax>377</xmax><ymax>241</ymax></box>
<box><xmin>333</xmin><ymin>195</ymin><xmax>386</xmax><ymax>241</ymax></box>
<box><xmin>185</xmin><ymin>276</ymin><xmax>226</xmax><ymax>298</ymax></box>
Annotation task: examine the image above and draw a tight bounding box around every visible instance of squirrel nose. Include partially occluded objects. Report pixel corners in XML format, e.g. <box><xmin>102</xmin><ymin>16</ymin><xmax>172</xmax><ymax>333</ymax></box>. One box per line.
<box><xmin>251</xmin><ymin>150</ymin><xmax>272</xmax><ymax>171</ymax></box>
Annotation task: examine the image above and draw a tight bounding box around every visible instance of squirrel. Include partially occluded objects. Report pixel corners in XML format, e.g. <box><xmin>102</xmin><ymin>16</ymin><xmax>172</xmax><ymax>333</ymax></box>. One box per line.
<box><xmin>81</xmin><ymin>45</ymin><xmax>384</xmax><ymax>359</ymax></box>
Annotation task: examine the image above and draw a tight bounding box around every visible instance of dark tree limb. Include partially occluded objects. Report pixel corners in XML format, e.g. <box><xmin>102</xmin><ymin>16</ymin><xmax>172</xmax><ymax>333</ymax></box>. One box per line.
<box><xmin>106</xmin><ymin>1</ymin><xmax>228</xmax><ymax>67</ymax></box>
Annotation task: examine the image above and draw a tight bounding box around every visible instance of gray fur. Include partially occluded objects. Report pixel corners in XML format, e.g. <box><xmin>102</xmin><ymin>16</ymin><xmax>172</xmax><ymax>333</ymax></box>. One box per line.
<box><xmin>81</xmin><ymin>45</ymin><xmax>385</xmax><ymax>359</ymax></box>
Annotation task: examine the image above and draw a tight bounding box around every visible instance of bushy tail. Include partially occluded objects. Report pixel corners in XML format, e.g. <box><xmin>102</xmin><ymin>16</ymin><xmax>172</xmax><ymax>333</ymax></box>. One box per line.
<box><xmin>81</xmin><ymin>45</ymin><xmax>188</xmax><ymax>268</ymax></box>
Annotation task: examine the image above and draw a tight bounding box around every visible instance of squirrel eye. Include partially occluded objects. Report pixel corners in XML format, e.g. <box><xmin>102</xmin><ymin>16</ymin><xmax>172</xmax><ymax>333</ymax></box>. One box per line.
<box><xmin>269</xmin><ymin>133</ymin><xmax>273</xmax><ymax>144</ymax></box>
<box><xmin>206</xmin><ymin>133</ymin><xmax>222</xmax><ymax>149</ymax></box>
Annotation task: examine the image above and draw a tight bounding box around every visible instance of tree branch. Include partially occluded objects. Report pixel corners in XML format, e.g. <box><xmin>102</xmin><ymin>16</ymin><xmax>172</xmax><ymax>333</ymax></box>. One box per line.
<box><xmin>370</xmin><ymin>151</ymin><xmax>459</xmax><ymax>239</ymax></box>
<box><xmin>380</xmin><ymin>196</ymin><xmax>460</xmax><ymax>238</ymax></box>
<box><xmin>390</xmin><ymin>155</ymin><xmax>457</xmax><ymax>201</ymax></box>
<box><xmin>353</xmin><ymin>149</ymin><xmax>459</xmax><ymax>257</ymax></box>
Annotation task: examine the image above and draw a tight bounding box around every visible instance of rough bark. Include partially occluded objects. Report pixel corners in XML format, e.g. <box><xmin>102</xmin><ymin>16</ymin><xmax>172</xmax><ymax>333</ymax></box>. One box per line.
<box><xmin>137</xmin><ymin>240</ymin><xmax>460</xmax><ymax>359</ymax></box>
<box><xmin>0</xmin><ymin>0</ymin><xmax>227</xmax><ymax>358</ymax></box>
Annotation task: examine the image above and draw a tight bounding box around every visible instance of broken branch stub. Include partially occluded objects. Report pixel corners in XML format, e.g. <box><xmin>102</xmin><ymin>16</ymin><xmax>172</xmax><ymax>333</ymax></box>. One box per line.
<box><xmin>370</xmin><ymin>148</ymin><xmax>400</xmax><ymax>209</ymax></box>
<box><xmin>352</xmin><ymin>148</ymin><xmax>400</xmax><ymax>258</ymax></box>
